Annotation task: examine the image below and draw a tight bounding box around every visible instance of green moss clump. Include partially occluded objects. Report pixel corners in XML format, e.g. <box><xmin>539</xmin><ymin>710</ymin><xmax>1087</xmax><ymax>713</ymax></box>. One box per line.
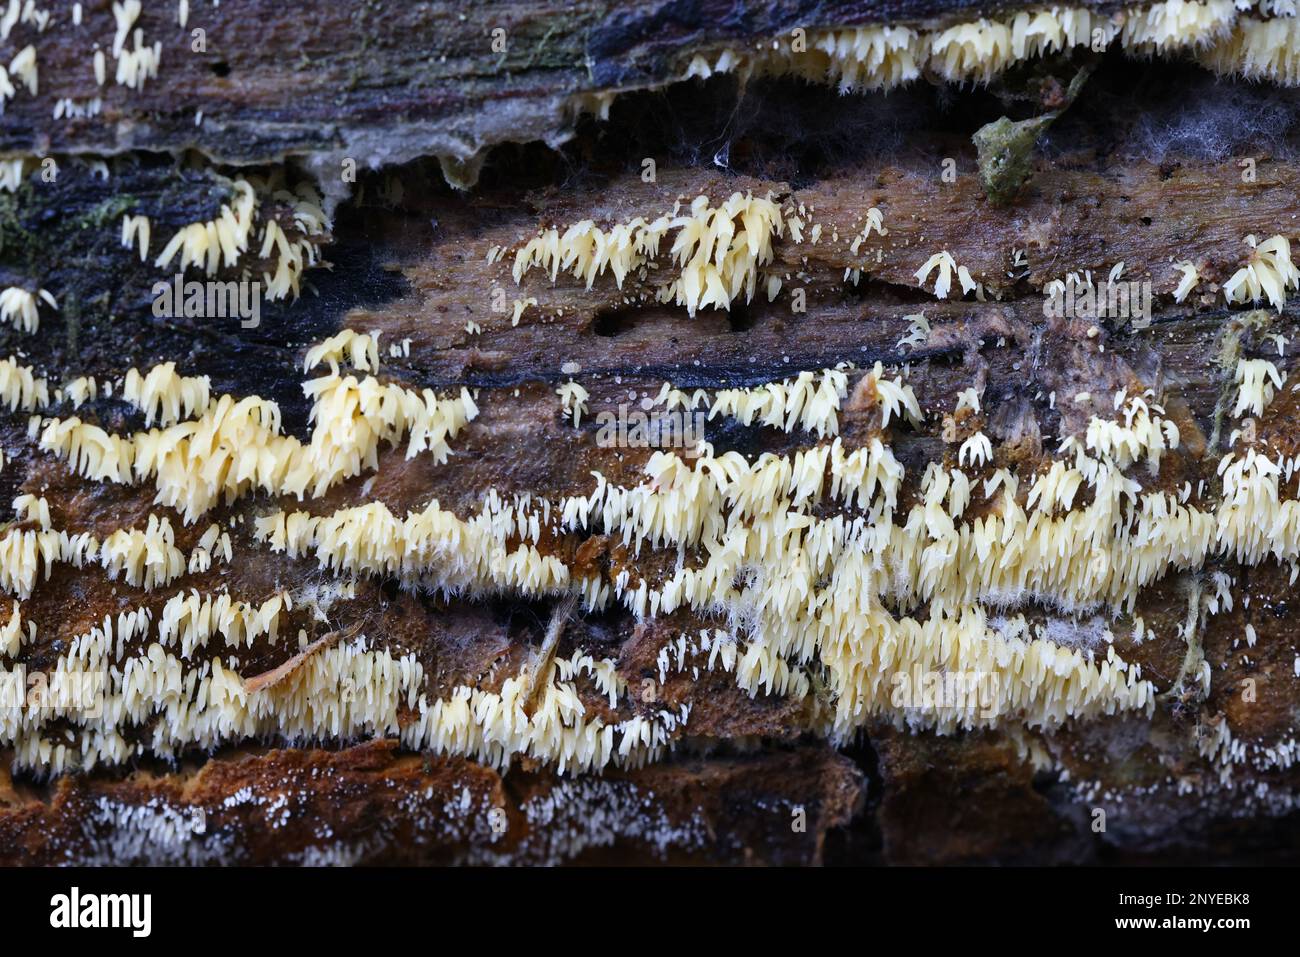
<box><xmin>973</xmin><ymin>114</ymin><xmax>1055</xmax><ymax>206</ymax></box>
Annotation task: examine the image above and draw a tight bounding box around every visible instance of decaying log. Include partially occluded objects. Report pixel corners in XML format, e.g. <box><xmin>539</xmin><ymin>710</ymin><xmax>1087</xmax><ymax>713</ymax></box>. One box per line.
<box><xmin>2</xmin><ymin>0</ymin><xmax>1300</xmax><ymax>866</ymax></box>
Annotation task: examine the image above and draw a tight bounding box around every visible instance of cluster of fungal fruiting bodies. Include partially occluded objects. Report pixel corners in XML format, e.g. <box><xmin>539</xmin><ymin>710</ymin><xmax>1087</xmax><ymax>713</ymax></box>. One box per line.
<box><xmin>33</xmin><ymin>369</ymin><xmax>478</xmax><ymax>522</ymax></box>
<box><xmin>150</xmin><ymin>176</ymin><xmax>330</xmax><ymax>302</ymax></box>
<box><xmin>681</xmin><ymin>1</ymin><xmax>1300</xmax><ymax>94</ymax></box>
<box><xmin>0</xmin><ymin>496</ymin><xmax>234</xmax><ymax>598</ymax></box>
<box><xmin>3</xmin><ymin>307</ymin><xmax>1300</xmax><ymax>778</ymax></box>
<box><xmin>513</xmin><ymin>192</ymin><xmax>783</xmax><ymax>317</ymax></box>
<box><xmin>7</xmin><ymin>157</ymin><xmax>1300</xmax><ymax>783</ymax></box>
<box><xmin>0</xmin><ymin>286</ymin><xmax>55</xmax><ymax>334</ymax></box>
<box><xmin>8</xmin><ymin>0</ymin><xmax>1300</xmax><ymax>788</ymax></box>
<box><xmin>506</xmin><ymin>183</ymin><xmax>1300</xmax><ymax>321</ymax></box>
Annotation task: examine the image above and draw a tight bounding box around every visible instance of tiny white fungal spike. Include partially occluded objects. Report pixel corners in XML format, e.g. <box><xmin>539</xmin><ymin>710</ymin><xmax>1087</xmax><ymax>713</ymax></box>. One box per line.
<box><xmin>120</xmin><ymin>213</ymin><xmax>151</xmax><ymax>262</ymax></box>
<box><xmin>897</xmin><ymin>312</ymin><xmax>930</xmax><ymax>350</ymax></box>
<box><xmin>1173</xmin><ymin>261</ymin><xmax>1199</xmax><ymax>303</ymax></box>
<box><xmin>914</xmin><ymin>251</ymin><xmax>980</xmax><ymax>299</ymax></box>
<box><xmin>955</xmin><ymin>387</ymin><xmax>981</xmax><ymax>414</ymax></box>
<box><xmin>9</xmin><ymin>45</ymin><xmax>36</xmax><ymax>95</ymax></box>
<box><xmin>557</xmin><ymin>380</ymin><xmax>589</xmax><ymax>427</ymax></box>
<box><xmin>511</xmin><ymin>297</ymin><xmax>537</xmax><ymax>326</ymax></box>
<box><xmin>958</xmin><ymin>431</ymin><xmax>993</xmax><ymax>468</ymax></box>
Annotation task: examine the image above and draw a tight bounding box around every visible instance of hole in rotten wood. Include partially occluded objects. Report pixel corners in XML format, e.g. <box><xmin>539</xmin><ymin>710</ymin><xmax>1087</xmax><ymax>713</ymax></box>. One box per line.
<box><xmin>592</xmin><ymin>306</ymin><xmax>639</xmax><ymax>337</ymax></box>
<box><xmin>211</xmin><ymin>61</ymin><xmax>230</xmax><ymax>77</ymax></box>
<box><xmin>726</xmin><ymin>299</ymin><xmax>754</xmax><ymax>332</ymax></box>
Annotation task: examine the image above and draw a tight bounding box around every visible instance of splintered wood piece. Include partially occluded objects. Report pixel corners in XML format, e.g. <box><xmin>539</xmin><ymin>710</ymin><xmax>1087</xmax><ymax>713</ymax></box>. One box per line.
<box><xmin>242</xmin><ymin>621</ymin><xmax>364</xmax><ymax>694</ymax></box>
